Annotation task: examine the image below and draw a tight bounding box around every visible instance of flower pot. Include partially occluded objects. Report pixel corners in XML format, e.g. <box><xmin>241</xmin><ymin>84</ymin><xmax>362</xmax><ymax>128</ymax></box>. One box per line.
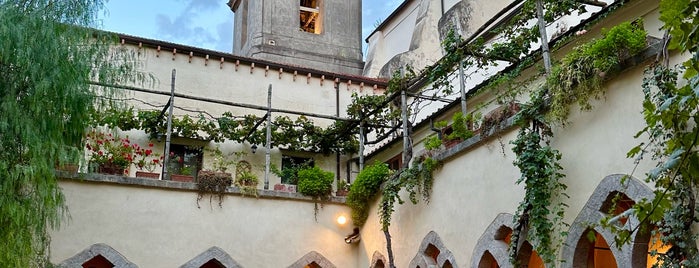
<box><xmin>98</xmin><ymin>164</ymin><xmax>125</xmax><ymax>175</ymax></box>
<box><xmin>136</xmin><ymin>171</ymin><xmax>160</xmax><ymax>179</ymax></box>
<box><xmin>56</xmin><ymin>164</ymin><xmax>79</xmax><ymax>174</ymax></box>
<box><xmin>336</xmin><ymin>189</ymin><xmax>349</xmax><ymax>196</ymax></box>
<box><xmin>171</xmin><ymin>174</ymin><xmax>194</xmax><ymax>182</ymax></box>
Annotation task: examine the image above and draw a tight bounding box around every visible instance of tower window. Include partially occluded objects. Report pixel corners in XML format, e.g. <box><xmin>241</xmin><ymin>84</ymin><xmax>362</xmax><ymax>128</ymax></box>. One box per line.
<box><xmin>300</xmin><ymin>0</ymin><xmax>321</xmax><ymax>34</ymax></box>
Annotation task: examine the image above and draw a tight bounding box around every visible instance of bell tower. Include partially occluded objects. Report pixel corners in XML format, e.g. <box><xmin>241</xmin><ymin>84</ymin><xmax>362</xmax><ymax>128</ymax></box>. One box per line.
<box><xmin>228</xmin><ymin>0</ymin><xmax>364</xmax><ymax>75</ymax></box>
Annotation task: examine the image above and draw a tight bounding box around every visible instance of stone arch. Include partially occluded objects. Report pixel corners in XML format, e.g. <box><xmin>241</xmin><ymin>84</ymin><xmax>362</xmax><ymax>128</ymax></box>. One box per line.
<box><xmin>57</xmin><ymin>243</ymin><xmax>137</xmax><ymax>268</ymax></box>
<box><xmin>561</xmin><ymin>174</ymin><xmax>654</xmax><ymax>268</ymax></box>
<box><xmin>470</xmin><ymin>213</ymin><xmax>514</xmax><ymax>268</ymax></box>
<box><xmin>408</xmin><ymin>231</ymin><xmax>459</xmax><ymax>268</ymax></box>
<box><xmin>287</xmin><ymin>251</ymin><xmax>336</xmax><ymax>268</ymax></box>
<box><xmin>369</xmin><ymin>251</ymin><xmax>387</xmax><ymax>268</ymax></box>
<box><xmin>179</xmin><ymin>246</ymin><xmax>242</xmax><ymax>268</ymax></box>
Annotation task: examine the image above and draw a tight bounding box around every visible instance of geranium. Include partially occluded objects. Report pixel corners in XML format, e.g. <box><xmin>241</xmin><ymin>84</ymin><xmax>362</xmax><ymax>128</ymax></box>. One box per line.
<box><xmin>85</xmin><ymin>131</ymin><xmax>136</xmax><ymax>170</ymax></box>
<box><xmin>134</xmin><ymin>143</ymin><xmax>163</xmax><ymax>172</ymax></box>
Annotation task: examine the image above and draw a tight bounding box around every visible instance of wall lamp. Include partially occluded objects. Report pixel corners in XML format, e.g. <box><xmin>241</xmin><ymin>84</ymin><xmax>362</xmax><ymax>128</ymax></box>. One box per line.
<box><xmin>344</xmin><ymin>227</ymin><xmax>360</xmax><ymax>244</ymax></box>
<box><xmin>251</xmin><ymin>144</ymin><xmax>258</xmax><ymax>154</ymax></box>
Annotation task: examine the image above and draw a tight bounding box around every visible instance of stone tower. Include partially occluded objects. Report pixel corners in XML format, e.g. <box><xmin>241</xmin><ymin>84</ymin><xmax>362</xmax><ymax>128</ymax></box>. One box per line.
<box><xmin>228</xmin><ymin>0</ymin><xmax>364</xmax><ymax>75</ymax></box>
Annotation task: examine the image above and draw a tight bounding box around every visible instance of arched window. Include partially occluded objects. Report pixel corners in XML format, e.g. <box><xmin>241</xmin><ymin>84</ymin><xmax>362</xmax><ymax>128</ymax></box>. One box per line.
<box><xmin>369</xmin><ymin>251</ymin><xmax>388</xmax><ymax>268</ymax></box>
<box><xmin>408</xmin><ymin>231</ymin><xmax>458</xmax><ymax>268</ymax></box>
<box><xmin>58</xmin><ymin>243</ymin><xmax>136</xmax><ymax>268</ymax></box>
<box><xmin>180</xmin><ymin>246</ymin><xmax>242</xmax><ymax>268</ymax></box>
<box><xmin>288</xmin><ymin>251</ymin><xmax>336</xmax><ymax>268</ymax></box>
<box><xmin>471</xmin><ymin>213</ymin><xmax>513</xmax><ymax>268</ymax></box>
<box><xmin>82</xmin><ymin>254</ymin><xmax>114</xmax><ymax>268</ymax></box>
<box><xmin>561</xmin><ymin>174</ymin><xmax>656</xmax><ymax>268</ymax></box>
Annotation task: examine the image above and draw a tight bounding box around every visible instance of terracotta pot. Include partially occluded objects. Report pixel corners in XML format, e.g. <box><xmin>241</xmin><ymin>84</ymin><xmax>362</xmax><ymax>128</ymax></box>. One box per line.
<box><xmin>56</xmin><ymin>164</ymin><xmax>79</xmax><ymax>174</ymax></box>
<box><xmin>136</xmin><ymin>171</ymin><xmax>160</xmax><ymax>179</ymax></box>
<box><xmin>443</xmin><ymin>138</ymin><xmax>462</xmax><ymax>149</ymax></box>
<box><xmin>336</xmin><ymin>189</ymin><xmax>349</xmax><ymax>197</ymax></box>
<box><xmin>171</xmin><ymin>174</ymin><xmax>194</xmax><ymax>182</ymax></box>
<box><xmin>98</xmin><ymin>164</ymin><xmax>125</xmax><ymax>175</ymax></box>
<box><xmin>274</xmin><ymin>183</ymin><xmax>297</xmax><ymax>192</ymax></box>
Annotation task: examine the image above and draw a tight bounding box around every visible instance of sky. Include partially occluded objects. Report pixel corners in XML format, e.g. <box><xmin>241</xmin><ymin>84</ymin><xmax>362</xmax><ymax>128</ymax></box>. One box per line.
<box><xmin>99</xmin><ymin>0</ymin><xmax>403</xmax><ymax>54</ymax></box>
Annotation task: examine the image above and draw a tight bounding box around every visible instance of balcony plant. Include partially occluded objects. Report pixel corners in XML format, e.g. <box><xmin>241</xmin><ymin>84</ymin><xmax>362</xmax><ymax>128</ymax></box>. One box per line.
<box><xmin>335</xmin><ymin>179</ymin><xmax>349</xmax><ymax>196</ymax></box>
<box><xmin>197</xmin><ymin>146</ymin><xmax>236</xmax><ymax>205</ymax></box>
<box><xmin>134</xmin><ymin>142</ymin><xmax>163</xmax><ymax>179</ymax></box>
<box><xmin>85</xmin><ymin>131</ymin><xmax>135</xmax><ymax>175</ymax></box>
<box><xmin>297</xmin><ymin>166</ymin><xmax>334</xmax><ymax>220</ymax></box>
<box><xmin>235</xmin><ymin>170</ymin><xmax>259</xmax><ymax>197</ymax></box>
<box><xmin>168</xmin><ymin>153</ymin><xmax>195</xmax><ymax>182</ymax></box>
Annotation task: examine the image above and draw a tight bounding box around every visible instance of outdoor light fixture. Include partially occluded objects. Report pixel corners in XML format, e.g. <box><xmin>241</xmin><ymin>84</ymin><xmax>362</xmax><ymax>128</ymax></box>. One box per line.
<box><xmin>251</xmin><ymin>144</ymin><xmax>257</xmax><ymax>154</ymax></box>
<box><xmin>344</xmin><ymin>227</ymin><xmax>360</xmax><ymax>244</ymax></box>
<box><xmin>336</xmin><ymin>215</ymin><xmax>347</xmax><ymax>225</ymax></box>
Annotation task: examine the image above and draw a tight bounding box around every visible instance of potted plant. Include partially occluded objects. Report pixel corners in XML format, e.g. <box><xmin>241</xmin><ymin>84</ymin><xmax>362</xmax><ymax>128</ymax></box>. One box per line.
<box><xmin>336</xmin><ymin>179</ymin><xmax>349</xmax><ymax>196</ymax></box>
<box><xmin>297</xmin><ymin>166</ymin><xmax>334</xmax><ymax>220</ymax></box>
<box><xmin>85</xmin><ymin>130</ymin><xmax>135</xmax><ymax>175</ymax></box>
<box><xmin>198</xmin><ymin>146</ymin><xmax>235</xmax><ymax>182</ymax></box>
<box><xmin>168</xmin><ymin>153</ymin><xmax>195</xmax><ymax>182</ymax></box>
<box><xmin>235</xmin><ymin>170</ymin><xmax>259</xmax><ymax>197</ymax></box>
<box><xmin>134</xmin><ymin>142</ymin><xmax>163</xmax><ymax>179</ymax></box>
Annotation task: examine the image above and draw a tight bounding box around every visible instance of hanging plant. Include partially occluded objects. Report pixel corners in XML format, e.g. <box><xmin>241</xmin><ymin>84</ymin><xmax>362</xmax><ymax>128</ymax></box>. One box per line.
<box><xmin>346</xmin><ymin>162</ymin><xmax>391</xmax><ymax>227</ymax></box>
<box><xmin>297</xmin><ymin>166</ymin><xmax>334</xmax><ymax>221</ymax></box>
<box><xmin>509</xmin><ymin>89</ymin><xmax>568</xmax><ymax>266</ymax></box>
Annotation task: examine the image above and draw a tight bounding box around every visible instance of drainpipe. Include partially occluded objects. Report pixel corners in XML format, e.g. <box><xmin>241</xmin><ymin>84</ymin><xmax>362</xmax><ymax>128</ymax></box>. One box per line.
<box><xmin>335</xmin><ymin>80</ymin><xmax>342</xmax><ymax>185</ymax></box>
<box><xmin>430</xmin><ymin>118</ymin><xmax>443</xmax><ymax>140</ymax></box>
<box><xmin>162</xmin><ymin>69</ymin><xmax>176</xmax><ymax>180</ymax></box>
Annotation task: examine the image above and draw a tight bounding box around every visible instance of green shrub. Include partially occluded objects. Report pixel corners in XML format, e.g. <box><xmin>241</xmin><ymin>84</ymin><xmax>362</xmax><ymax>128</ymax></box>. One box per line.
<box><xmin>297</xmin><ymin>166</ymin><xmax>334</xmax><ymax>199</ymax></box>
<box><xmin>347</xmin><ymin>162</ymin><xmax>391</xmax><ymax>227</ymax></box>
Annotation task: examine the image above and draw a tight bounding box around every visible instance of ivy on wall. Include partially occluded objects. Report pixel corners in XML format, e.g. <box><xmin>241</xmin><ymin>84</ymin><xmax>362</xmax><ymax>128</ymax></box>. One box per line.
<box><xmin>604</xmin><ymin>0</ymin><xmax>699</xmax><ymax>264</ymax></box>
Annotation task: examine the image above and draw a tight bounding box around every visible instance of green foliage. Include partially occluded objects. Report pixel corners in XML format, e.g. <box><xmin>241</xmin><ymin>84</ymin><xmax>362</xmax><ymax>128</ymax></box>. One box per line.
<box><xmin>613</xmin><ymin>63</ymin><xmax>699</xmax><ymax>266</ymax></box>
<box><xmin>547</xmin><ymin>21</ymin><xmax>648</xmax><ymax>123</ymax></box>
<box><xmin>0</xmin><ymin>1</ymin><xmax>147</xmax><ymax>266</ymax></box>
<box><xmin>196</xmin><ymin>171</ymin><xmax>233</xmax><ymax>208</ymax></box>
<box><xmin>423</xmin><ymin>136</ymin><xmax>443</xmax><ymax>151</ymax></box>
<box><xmin>298</xmin><ymin>166</ymin><xmax>334</xmax><ymax>198</ymax></box>
<box><xmin>602</xmin><ymin>2</ymin><xmax>699</xmax><ymax>265</ymax></box>
<box><xmin>447</xmin><ymin>112</ymin><xmax>476</xmax><ymax>140</ymax></box>
<box><xmin>205</xmin><ymin>146</ymin><xmax>236</xmax><ymax>172</ymax></box>
<box><xmin>94</xmin><ymin>108</ymin><xmax>359</xmax><ymax>154</ymax></box>
<box><xmin>297</xmin><ymin>166</ymin><xmax>334</xmax><ymax>220</ymax></box>
<box><xmin>235</xmin><ymin>171</ymin><xmax>259</xmax><ymax>197</ymax></box>
<box><xmin>346</xmin><ymin>162</ymin><xmax>391</xmax><ymax>227</ymax></box>
<box><xmin>510</xmin><ymin>90</ymin><xmax>568</xmax><ymax>266</ymax></box>
<box><xmin>379</xmin><ymin>157</ymin><xmax>440</xmax><ymax>231</ymax></box>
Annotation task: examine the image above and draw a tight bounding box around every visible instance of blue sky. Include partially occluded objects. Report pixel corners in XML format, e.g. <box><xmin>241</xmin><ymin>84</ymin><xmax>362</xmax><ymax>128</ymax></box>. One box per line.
<box><xmin>99</xmin><ymin>0</ymin><xmax>402</xmax><ymax>53</ymax></box>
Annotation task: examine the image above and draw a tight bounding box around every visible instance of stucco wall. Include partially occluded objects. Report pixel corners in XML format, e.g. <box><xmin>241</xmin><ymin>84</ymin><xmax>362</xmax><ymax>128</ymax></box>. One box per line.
<box><xmin>357</xmin><ymin>1</ymin><xmax>668</xmax><ymax>267</ymax></box>
<box><xmin>50</xmin><ymin>177</ymin><xmax>356</xmax><ymax>268</ymax></box>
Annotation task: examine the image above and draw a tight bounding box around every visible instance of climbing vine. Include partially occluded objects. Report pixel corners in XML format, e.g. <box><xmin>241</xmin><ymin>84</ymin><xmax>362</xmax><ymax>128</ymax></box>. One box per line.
<box><xmin>547</xmin><ymin>21</ymin><xmax>648</xmax><ymax>124</ymax></box>
<box><xmin>598</xmin><ymin>0</ymin><xmax>699</xmax><ymax>266</ymax></box>
<box><xmin>509</xmin><ymin>90</ymin><xmax>568</xmax><ymax>266</ymax></box>
<box><xmin>92</xmin><ymin>108</ymin><xmax>358</xmax><ymax>154</ymax></box>
<box><xmin>346</xmin><ymin>162</ymin><xmax>391</xmax><ymax>227</ymax></box>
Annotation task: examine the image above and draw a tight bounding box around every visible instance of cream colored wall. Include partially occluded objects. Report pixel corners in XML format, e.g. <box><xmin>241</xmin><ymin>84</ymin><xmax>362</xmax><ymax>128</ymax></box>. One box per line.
<box><xmin>357</xmin><ymin>1</ymin><xmax>668</xmax><ymax>267</ymax></box>
<box><xmin>50</xmin><ymin>180</ymin><xmax>356</xmax><ymax>268</ymax></box>
<box><xmin>96</xmin><ymin>43</ymin><xmax>384</xmax><ymax>185</ymax></box>
<box><xmin>363</xmin><ymin>1</ymin><xmax>419</xmax><ymax>77</ymax></box>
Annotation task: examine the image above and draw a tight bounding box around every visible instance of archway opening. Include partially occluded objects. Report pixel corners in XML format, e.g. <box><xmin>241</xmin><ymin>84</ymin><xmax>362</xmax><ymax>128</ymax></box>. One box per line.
<box><xmin>478</xmin><ymin>250</ymin><xmax>500</xmax><ymax>268</ymax></box>
<box><xmin>82</xmin><ymin>254</ymin><xmax>114</xmax><ymax>268</ymax></box>
<box><xmin>425</xmin><ymin>244</ymin><xmax>441</xmax><ymax>263</ymax></box>
<box><xmin>600</xmin><ymin>191</ymin><xmax>635</xmax><ymax>225</ymax></box>
<box><xmin>200</xmin><ymin>258</ymin><xmax>225</xmax><ymax>268</ymax></box>
<box><xmin>646</xmin><ymin>231</ymin><xmax>673</xmax><ymax>267</ymax></box>
<box><xmin>517</xmin><ymin>241</ymin><xmax>544</xmax><ymax>268</ymax></box>
<box><xmin>374</xmin><ymin>259</ymin><xmax>385</xmax><ymax>268</ymax></box>
<box><xmin>305</xmin><ymin>261</ymin><xmax>322</xmax><ymax>268</ymax></box>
